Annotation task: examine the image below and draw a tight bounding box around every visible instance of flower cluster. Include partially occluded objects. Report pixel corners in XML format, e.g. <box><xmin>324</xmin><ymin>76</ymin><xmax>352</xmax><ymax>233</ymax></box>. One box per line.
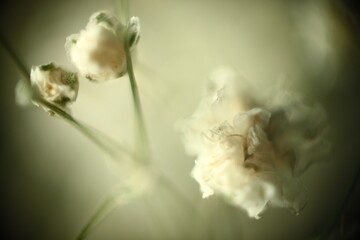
<box><xmin>180</xmin><ymin>67</ymin><xmax>329</xmax><ymax>218</ymax></box>
<box><xmin>16</xmin><ymin>11</ymin><xmax>141</xmax><ymax>114</ymax></box>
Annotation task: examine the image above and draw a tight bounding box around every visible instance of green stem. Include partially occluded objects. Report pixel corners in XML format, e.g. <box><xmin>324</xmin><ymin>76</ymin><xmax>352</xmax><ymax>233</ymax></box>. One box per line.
<box><xmin>75</xmin><ymin>193</ymin><xmax>119</xmax><ymax>240</ymax></box>
<box><xmin>124</xmin><ymin>30</ymin><xmax>151</xmax><ymax>164</ymax></box>
<box><xmin>340</xmin><ymin>215</ymin><xmax>344</xmax><ymax>240</ymax></box>
<box><xmin>1</xmin><ymin>32</ymin><xmax>135</xmax><ymax>163</ymax></box>
<box><xmin>114</xmin><ymin>0</ymin><xmax>129</xmax><ymax>25</ymax></box>
<box><xmin>0</xmin><ymin>31</ymin><xmax>30</xmax><ymax>80</ymax></box>
<box><xmin>156</xmin><ymin>170</ymin><xmax>194</xmax><ymax>214</ymax></box>
<box><xmin>39</xmin><ymin>99</ymin><xmax>135</xmax><ymax>161</ymax></box>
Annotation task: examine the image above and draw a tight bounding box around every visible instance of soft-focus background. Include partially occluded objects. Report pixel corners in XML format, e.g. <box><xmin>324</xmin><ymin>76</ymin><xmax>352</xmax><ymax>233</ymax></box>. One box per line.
<box><xmin>1</xmin><ymin>0</ymin><xmax>360</xmax><ymax>239</ymax></box>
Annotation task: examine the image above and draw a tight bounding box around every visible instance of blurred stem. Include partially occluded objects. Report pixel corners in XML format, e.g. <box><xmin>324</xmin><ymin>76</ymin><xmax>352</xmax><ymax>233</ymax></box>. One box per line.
<box><xmin>75</xmin><ymin>192</ymin><xmax>120</xmax><ymax>240</ymax></box>
<box><xmin>156</xmin><ymin>170</ymin><xmax>195</xmax><ymax>214</ymax></box>
<box><xmin>125</xmin><ymin>28</ymin><xmax>151</xmax><ymax>164</ymax></box>
<box><xmin>114</xmin><ymin>0</ymin><xmax>129</xmax><ymax>25</ymax></box>
<box><xmin>141</xmin><ymin>195</ymin><xmax>168</xmax><ymax>240</ymax></box>
<box><xmin>0</xmin><ymin>32</ymin><xmax>135</xmax><ymax>163</ymax></box>
<box><xmin>340</xmin><ymin>215</ymin><xmax>344</xmax><ymax>240</ymax></box>
<box><xmin>0</xmin><ymin>31</ymin><xmax>30</xmax><ymax>80</ymax></box>
<box><xmin>39</xmin><ymin>100</ymin><xmax>135</xmax><ymax>161</ymax></box>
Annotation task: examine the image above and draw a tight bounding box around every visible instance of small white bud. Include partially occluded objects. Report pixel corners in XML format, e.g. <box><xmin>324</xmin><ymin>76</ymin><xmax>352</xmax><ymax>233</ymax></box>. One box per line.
<box><xmin>65</xmin><ymin>11</ymin><xmax>141</xmax><ymax>82</ymax></box>
<box><xmin>30</xmin><ymin>62</ymin><xmax>79</xmax><ymax>112</ymax></box>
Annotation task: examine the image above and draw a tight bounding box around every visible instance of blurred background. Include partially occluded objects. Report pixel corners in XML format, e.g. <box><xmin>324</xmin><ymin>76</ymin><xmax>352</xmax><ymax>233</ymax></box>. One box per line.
<box><xmin>1</xmin><ymin>0</ymin><xmax>360</xmax><ymax>239</ymax></box>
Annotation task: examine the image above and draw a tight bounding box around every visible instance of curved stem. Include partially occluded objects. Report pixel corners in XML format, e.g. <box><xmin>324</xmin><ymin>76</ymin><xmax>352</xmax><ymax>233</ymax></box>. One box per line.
<box><xmin>0</xmin><ymin>31</ymin><xmax>30</xmax><ymax>80</ymax></box>
<box><xmin>124</xmin><ymin>30</ymin><xmax>151</xmax><ymax>164</ymax></box>
<box><xmin>156</xmin><ymin>170</ymin><xmax>194</xmax><ymax>213</ymax></box>
<box><xmin>1</xmin><ymin>32</ymin><xmax>135</xmax><ymax>163</ymax></box>
<box><xmin>39</xmin><ymin>99</ymin><xmax>136</xmax><ymax>161</ymax></box>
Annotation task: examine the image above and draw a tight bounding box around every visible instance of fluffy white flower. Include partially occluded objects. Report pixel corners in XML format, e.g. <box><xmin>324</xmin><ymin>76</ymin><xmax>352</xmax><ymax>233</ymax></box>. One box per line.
<box><xmin>65</xmin><ymin>11</ymin><xmax>140</xmax><ymax>82</ymax></box>
<box><xmin>180</xmin><ymin>67</ymin><xmax>329</xmax><ymax>218</ymax></box>
<box><xmin>30</xmin><ymin>62</ymin><xmax>79</xmax><ymax>112</ymax></box>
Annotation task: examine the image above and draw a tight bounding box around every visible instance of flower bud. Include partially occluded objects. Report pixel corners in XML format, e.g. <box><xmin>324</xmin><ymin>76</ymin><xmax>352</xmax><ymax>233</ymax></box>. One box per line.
<box><xmin>30</xmin><ymin>62</ymin><xmax>79</xmax><ymax>112</ymax></box>
<box><xmin>65</xmin><ymin>11</ymin><xmax>140</xmax><ymax>82</ymax></box>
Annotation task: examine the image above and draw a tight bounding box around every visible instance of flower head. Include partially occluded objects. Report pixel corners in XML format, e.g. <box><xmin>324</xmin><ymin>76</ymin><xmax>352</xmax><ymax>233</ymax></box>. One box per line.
<box><xmin>180</xmin><ymin>67</ymin><xmax>329</xmax><ymax>218</ymax></box>
<box><xmin>30</xmin><ymin>62</ymin><xmax>79</xmax><ymax>112</ymax></box>
<box><xmin>65</xmin><ymin>11</ymin><xmax>140</xmax><ymax>82</ymax></box>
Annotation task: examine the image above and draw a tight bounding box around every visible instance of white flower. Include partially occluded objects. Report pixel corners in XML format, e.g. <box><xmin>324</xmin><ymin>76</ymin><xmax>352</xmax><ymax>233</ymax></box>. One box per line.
<box><xmin>30</xmin><ymin>62</ymin><xmax>79</xmax><ymax>112</ymax></box>
<box><xmin>65</xmin><ymin>11</ymin><xmax>140</xmax><ymax>82</ymax></box>
<box><xmin>180</xmin><ymin>67</ymin><xmax>329</xmax><ymax>218</ymax></box>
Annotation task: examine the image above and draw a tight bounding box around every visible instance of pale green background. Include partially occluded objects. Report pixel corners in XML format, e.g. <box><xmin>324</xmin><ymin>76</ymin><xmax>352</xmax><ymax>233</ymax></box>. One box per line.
<box><xmin>1</xmin><ymin>0</ymin><xmax>360</xmax><ymax>239</ymax></box>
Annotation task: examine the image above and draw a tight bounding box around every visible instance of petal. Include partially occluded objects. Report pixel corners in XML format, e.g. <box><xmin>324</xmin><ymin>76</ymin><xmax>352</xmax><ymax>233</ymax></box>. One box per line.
<box><xmin>127</xmin><ymin>16</ymin><xmax>141</xmax><ymax>49</ymax></box>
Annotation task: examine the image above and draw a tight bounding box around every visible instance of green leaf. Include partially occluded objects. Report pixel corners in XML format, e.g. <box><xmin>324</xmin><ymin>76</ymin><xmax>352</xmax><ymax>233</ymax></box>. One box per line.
<box><xmin>40</xmin><ymin>62</ymin><xmax>55</xmax><ymax>71</ymax></box>
<box><xmin>96</xmin><ymin>12</ymin><xmax>114</xmax><ymax>27</ymax></box>
<box><xmin>64</xmin><ymin>72</ymin><xmax>78</xmax><ymax>86</ymax></box>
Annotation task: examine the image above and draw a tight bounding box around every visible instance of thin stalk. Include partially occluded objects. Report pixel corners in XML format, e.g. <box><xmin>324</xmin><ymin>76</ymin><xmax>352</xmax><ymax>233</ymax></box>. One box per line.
<box><xmin>1</xmin><ymin>32</ymin><xmax>135</xmax><ymax>163</ymax></box>
<box><xmin>141</xmin><ymin>195</ymin><xmax>167</xmax><ymax>240</ymax></box>
<box><xmin>340</xmin><ymin>215</ymin><xmax>344</xmax><ymax>240</ymax></box>
<box><xmin>0</xmin><ymin>32</ymin><xmax>29</xmax><ymax>79</ymax></box>
<box><xmin>124</xmin><ymin>30</ymin><xmax>151</xmax><ymax>164</ymax></box>
<box><xmin>39</xmin><ymin>99</ymin><xmax>135</xmax><ymax>161</ymax></box>
<box><xmin>156</xmin><ymin>170</ymin><xmax>194</xmax><ymax>214</ymax></box>
<box><xmin>114</xmin><ymin>0</ymin><xmax>129</xmax><ymax>25</ymax></box>
<box><xmin>75</xmin><ymin>193</ymin><xmax>120</xmax><ymax>240</ymax></box>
